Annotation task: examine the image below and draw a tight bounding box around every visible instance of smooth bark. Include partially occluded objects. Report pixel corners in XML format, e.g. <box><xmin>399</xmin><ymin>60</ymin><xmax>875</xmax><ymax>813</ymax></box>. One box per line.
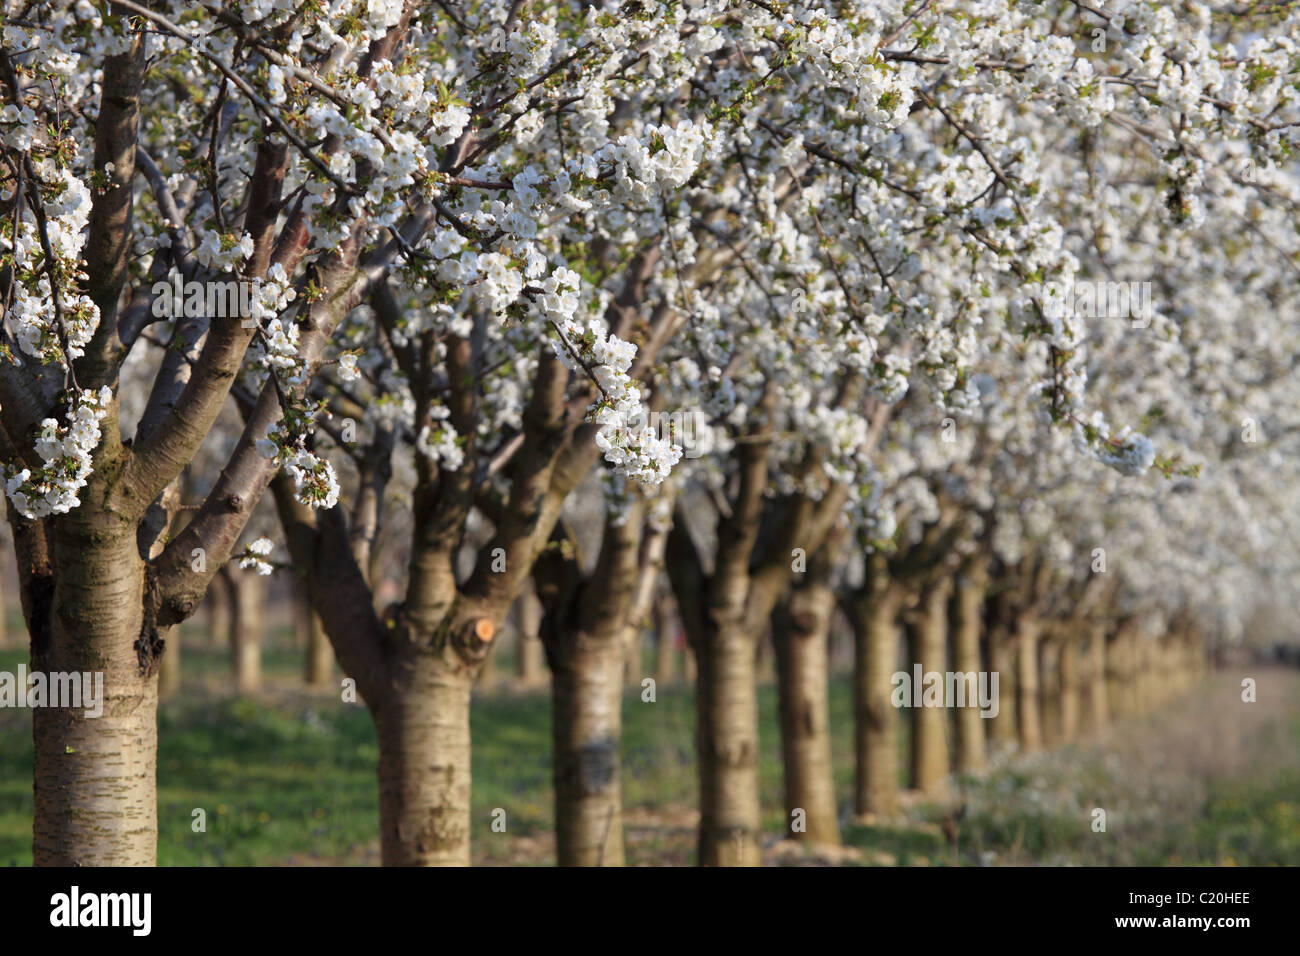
<box><xmin>229</xmin><ymin>569</ymin><xmax>265</xmax><ymax>694</ymax></box>
<box><xmin>773</xmin><ymin>562</ymin><xmax>840</xmax><ymax>847</ymax></box>
<box><xmin>1015</xmin><ymin>618</ymin><xmax>1042</xmax><ymax>753</ymax></box>
<box><xmin>849</xmin><ymin>558</ymin><xmax>904</xmax><ymax>818</ymax></box>
<box><xmin>908</xmin><ymin>578</ymin><xmax>951</xmax><ymax>795</ymax></box>
<box><xmin>950</xmin><ymin>558</ymin><xmax>987</xmax><ymax>774</ymax></box>
<box><xmin>374</xmin><ymin>650</ymin><xmax>475</xmax><ymax>866</ymax></box>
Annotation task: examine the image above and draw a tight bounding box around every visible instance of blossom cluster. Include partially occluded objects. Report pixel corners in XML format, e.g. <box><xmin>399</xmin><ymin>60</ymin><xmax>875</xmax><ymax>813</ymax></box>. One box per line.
<box><xmin>236</xmin><ymin>537</ymin><xmax>275</xmax><ymax>576</ymax></box>
<box><xmin>4</xmin><ymin>387</ymin><xmax>112</xmax><ymax>520</ymax></box>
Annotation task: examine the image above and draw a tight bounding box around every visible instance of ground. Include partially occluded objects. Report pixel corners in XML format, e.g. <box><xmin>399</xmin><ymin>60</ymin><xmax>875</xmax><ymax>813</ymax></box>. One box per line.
<box><xmin>1</xmin><ymin>631</ymin><xmax>1296</xmax><ymax>866</ymax></box>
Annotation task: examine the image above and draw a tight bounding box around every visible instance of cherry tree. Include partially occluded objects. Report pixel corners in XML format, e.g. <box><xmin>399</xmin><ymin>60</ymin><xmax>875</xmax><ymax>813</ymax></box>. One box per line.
<box><xmin>2</xmin><ymin>0</ymin><xmax>1297</xmax><ymax>869</ymax></box>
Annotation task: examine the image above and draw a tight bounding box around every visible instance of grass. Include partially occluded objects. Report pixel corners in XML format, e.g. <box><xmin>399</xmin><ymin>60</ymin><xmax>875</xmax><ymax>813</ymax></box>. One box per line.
<box><xmin>1</xmin><ymin>629</ymin><xmax>1297</xmax><ymax>866</ymax></box>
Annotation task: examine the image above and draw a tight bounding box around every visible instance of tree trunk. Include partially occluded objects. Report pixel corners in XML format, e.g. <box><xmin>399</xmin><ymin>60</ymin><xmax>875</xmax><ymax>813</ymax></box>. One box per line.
<box><xmin>477</xmin><ymin>647</ymin><xmax>498</xmax><ymax>688</ymax></box>
<box><xmin>755</xmin><ymin>631</ymin><xmax>776</xmax><ymax>684</ymax></box>
<box><xmin>1133</xmin><ymin>631</ymin><xmax>1152</xmax><ymax>714</ymax></box>
<box><xmin>773</xmin><ymin>573</ymin><xmax>840</xmax><ymax>847</ymax></box>
<box><xmin>207</xmin><ymin>570</ymin><xmax>231</xmax><ymax>648</ymax></box>
<box><xmin>695</xmin><ymin>620</ymin><xmax>763</xmax><ymax>865</ymax></box>
<box><xmin>30</xmin><ymin>521</ymin><xmax>158</xmax><ymax>865</ymax></box>
<box><xmin>909</xmin><ymin>579</ymin><xmax>951</xmax><ymax>795</ymax></box>
<box><xmin>0</xmin><ymin>566</ymin><xmax>8</xmax><ymax>648</ymax></box>
<box><xmin>984</xmin><ymin>613</ymin><xmax>1017</xmax><ymax>754</ymax></box>
<box><xmin>303</xmin><ymin>603</ymin><xmax>333</xmax><ymax>687</ymax></box>
<box><xmin>950</xmin><ymin>559</ymin><xmax>987</xmax><ymax>774</ymax></box>
<box><xmin>850</xmin><ymin>567</ymin><xmax>904</xmax><ymax>819</ymax></box>
<box><xmin>623</xmin><ymin>623</ymin><xmax>642</xmax><ymax>687</ymax></box>
<box><xmin>374</xmin><ymin>650</ymin><xmax>476</xmax><ymax>866</ymax></box>
<box><xmin>1106</xmin><ymin>626</ymin><xmax>1126</xmax><ymax>718</ymax></box>
<box><xmin>515</xmin><ymin>585</ymin><xmax>546</xmax><ymax>688</ymax></box>
<box><xmin>550</xmin><ymin>628</ymin><xmax>625</xmax><ymax>865</ymax></box>
<box><xmin>229</xmin><ymin>570</ymin><xmax>265</xmax><ymax>694</ymax></box>
<box><xmin>1084</xmin><ymin>623</ymin><xmax>1108</xmax><ymax>732</ymax></box>
<box><xmin>653</xmin><ymin>595</ymin><xmax>677</xmax><ymax>684</ymax></box>
<box><xmin>159</xmin><ymin>619</ymin><xmax>182</xmax><ymax>700</ymax></box>
<box><xmin>1039</xmin><ymin>635</ymin><xmax>1061</xmax><ymax>748</ymax></box>
<box><xmin>1016</xmin><ymin>618</ymin><xmax>1042</xmax><ymax>753</ymax></box>
<box><xmin>1058</xmin><ymin>636</ymin><xmax>1080</xmax><ymax>742</ymax></box>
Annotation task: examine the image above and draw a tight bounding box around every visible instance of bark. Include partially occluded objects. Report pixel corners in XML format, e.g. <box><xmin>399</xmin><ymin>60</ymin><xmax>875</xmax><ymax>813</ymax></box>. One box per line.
<box><xmin>623</xmin><ymin>625</ymin><xmax>643</xmax><ymax>686</ymax></box>
<box><xmin>984</xmin><ymin>607</ymin><xmax>1018</xmax><ymax>753</ymax></box>
<box><xmin>849</xmin><ymin>559</ymin><xmax>904</xmax><ymax>818</ymax></box>
<box><xmin>694</xmin><ymin>618</ymin><xmax>763</xmax><ymax>865</ymax></box>
<box><xmin>229</xmin><ymin>570</ymin><xmax>265</xmax><ymax>694</ymax></box>
<box><xmin>664</xmin><ymin>387</ymin><xmax>782</xmax><ymax>866</ymax></box>
<box><xmin>1084</xmin><ymin>623</ymin><xmax>1108</xmax><ymax>733</ymax></box>
<box><xmin>536</xmin><ymin>503</ymin><xmax>643</xmax><ymax>866</ymax></box>
<box><xmin>0</xmin><ymin>562</ymin><xmax>9</xmax><ymax>648</ymax></box>
<box><xmin>159</xmin><ymin>619</ymin><xmax>182</xmax><ymax>700</ymax></box>
<box><xmin>1058</xmin><ymin>636</ymin><xmax>1081</xmax><ymax>742</ymax></box>
<box><xmin>1015</xmin><ymin>618</ymin><xmax>1042</xmax><ymax>753</ymax></box>
<box><xmin>908</xmin><ymin>578</ymin><xmax>951</xmax><ymax>795</ymax></box>
<box><xmin>374</xmin><ymin>648</ymin><xmax>476</xmax><ymax>866</ymax></box>
<box><xmin>1106</xmin><ymin>626</ymin><xmax>1126</xmax><ymax>719</ymax></box>
<box><xmin>773</xmin><ymin>567</ymin><xmax>840</xmax><ymax>847</ymax></box>
<box><xmin>1107</xmin><ymin>621</ymin><xmax>1141</xmax><ymax>719</ymax></box>
<box><xmin>1133</xmin><ymin>631</ymin><xmax>1153</xmax><ymax>714</ymax></box>
<box><xmin>477</xmin><ymin>647</ymin><xmax>498</xmax><ymax>688</ymax></box>
<box><xmin>207</xmin><ymin>570</ymin><xmax>231</xmax><ymax>647</ymax></box>
<box><xmin>31</xmin><ymin>509</ymin><xmax>157</xmax><ymax>865</ymax></box>
<box><xmin>24</xmin><ymin>30</ymin><xmax>161</xmax><ymax>868</ymax></box>
<box><xmin>514</xmin><ymin>584</ymin><xmax>546</xmax><ymax>688</ymax></box>
<box><xmin>756</xmin><ymin>633</ymin><xmax>776</xmax><ymax>684</ymax></box>
<box><xmin>302</xmin><ymin>601</ymin><xmax>334</xmax><ymax>688</ymax></box>
<box><xmin>653</xmin><ymin>595</ymin><xmax>677</xmax><ymax>684</ymax></box>
<box><xmin>549</xmin><ymin>630</ymin><xmax>625</xmax><ymax>865</ymax></box>
<box><xmin>950</xmin><ymin>557</ymin><xmax>987</xmax><ymax>774</ymax></box>
<box><xmin>1038</xmin><ymin>635</ymin><xmax>1061</xmax><ymax>748</ymax></box>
